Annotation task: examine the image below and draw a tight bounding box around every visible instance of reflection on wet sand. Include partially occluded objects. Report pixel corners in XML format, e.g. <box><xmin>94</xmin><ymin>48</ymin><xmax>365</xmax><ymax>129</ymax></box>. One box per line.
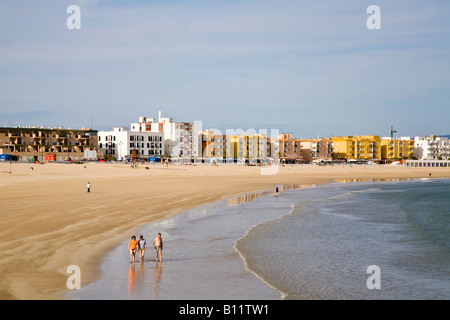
<box><xmin>128</xmin><ymin>263</ymin><xmax>135</xmax><ymax>296</ymax></box>
<box><xmin>336</xmin><ymin>178</ymin><xmax>417</xmax><ymax>183</ymax></box>
<box><xmin>184</xmin><ymin>184</ymin><xmax>313</xmax><ymax>220</ymax></box>
<box><xmin>67</xmin><ymin>183</ymin><xmax>314</xmax><ymax>300</ymax></box>
<box><xmin>128</xmin><ymin>261</ymin><xmax>149</xmax><ymax>298</ymax></box>
<box><xmin>227</xmin><ymin>184</ymin><xmax>312</xmax><ymax>207</ymax></box>
<box><xmin>153</xmin><ymin>262</ymin><xmax>162</xmax><ymax>299</ymax></box>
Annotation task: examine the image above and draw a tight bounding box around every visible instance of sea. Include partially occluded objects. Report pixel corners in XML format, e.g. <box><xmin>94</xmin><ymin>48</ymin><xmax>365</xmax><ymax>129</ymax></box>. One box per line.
<box><xmin>66</xmin><ymin>178</ymin><xmax>450</xmax><ymax>300</ymax></box>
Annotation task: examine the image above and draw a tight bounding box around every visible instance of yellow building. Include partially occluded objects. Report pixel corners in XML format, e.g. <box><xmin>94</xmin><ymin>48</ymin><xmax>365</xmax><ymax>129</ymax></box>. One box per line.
<box><xmin>235</xmin><ymin>134</ymin><xmax>257</xmax><ymax>160</ymax></box>
<box><xmin>201</xmin><ymin>132</ymin><xmax>277</xmax><ymax>162</ymax></box>
<box><xmin>227</xmin><ymin>134</ymin><xmax>273</xmax><ymax>162</ymax></box>
<box><xmin>332</xmin><ymin>135</ymin><xmax>381</xmax><ymax>160</ymax></box>
<box><xmin>381</xmin><ymin>137</ymin><xmax>415</xmax><ymax>160</ymax></box>
<box><xmin>225</xmin><ymin>134</ymin><xmax>238</xmax><ymax>160</ymax></box>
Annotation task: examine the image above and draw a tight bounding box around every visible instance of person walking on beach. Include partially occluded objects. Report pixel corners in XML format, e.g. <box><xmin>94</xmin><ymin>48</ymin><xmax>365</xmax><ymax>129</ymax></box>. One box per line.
<box><xmin>138</xmin><ymin>235</ymin><xmax>147</xmax><ymax>263</ymax></box>
<box><xmin>152</xmin><ymin>233</ymin><xmax>163</xmax><ymax>263</ymax></box>
<box><xmin>87</xmin><ymin>182</ymin><xmax>91</xmax><ymax>193</ymax></box>
<box><xmin>128</xmin><ymin>235</ymin><xmax>138</xmax><ymax>263</ymax></box>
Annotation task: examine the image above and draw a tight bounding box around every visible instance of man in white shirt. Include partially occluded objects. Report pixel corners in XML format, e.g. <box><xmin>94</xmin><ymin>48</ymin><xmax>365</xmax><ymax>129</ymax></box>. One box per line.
<box><xmin>138</xmin><ymin>235</ymin><xmax>147</xmax><ymax>263</ymax></box>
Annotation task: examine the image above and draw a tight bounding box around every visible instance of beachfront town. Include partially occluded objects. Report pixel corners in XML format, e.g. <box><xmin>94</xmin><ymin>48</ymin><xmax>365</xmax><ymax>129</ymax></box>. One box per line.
<box><xmin>1</xmin><ymin>110</ymin><xmax>449</xmax><ymax>168</ymax></box>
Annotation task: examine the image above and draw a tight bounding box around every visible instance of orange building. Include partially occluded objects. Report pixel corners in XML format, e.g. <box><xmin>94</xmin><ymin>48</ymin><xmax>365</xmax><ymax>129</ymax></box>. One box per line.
<box><xmin>278</xmin><ymin>133</ymin><xmax>305</xmax><ymax>163</ymax></box>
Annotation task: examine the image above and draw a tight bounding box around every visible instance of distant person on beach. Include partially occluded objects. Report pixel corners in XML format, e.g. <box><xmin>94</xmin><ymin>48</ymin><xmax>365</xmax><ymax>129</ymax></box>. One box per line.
<box><xmin>87</xmin><ymin>182</ymin><xmax>91</xmax><ymax>193</ymax></box>
<box><xmin>152</xmin><ymin>233</ymin><xmax>163</xmax><ymax>263</ymax></box>
<box><xmin>138</xmin><ymin>235</ymin><xmax>147</xmax><ymax>263</ymax></box>
<box><xmin>128</xmin><ymin>235</ymin><xmax>138</xmax><ymax>263</ymax></box>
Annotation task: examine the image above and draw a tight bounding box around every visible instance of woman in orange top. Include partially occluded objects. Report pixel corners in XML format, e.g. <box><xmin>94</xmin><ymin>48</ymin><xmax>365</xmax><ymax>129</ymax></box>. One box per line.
<box><xmin>127</xmin><ymin>235</ymin><xmax>139</xmax><ymax>263</ymax></box>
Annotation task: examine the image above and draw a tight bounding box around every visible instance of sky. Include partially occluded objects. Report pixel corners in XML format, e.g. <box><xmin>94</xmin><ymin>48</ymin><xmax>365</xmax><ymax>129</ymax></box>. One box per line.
<box><xmin>0</xmin><ymin>0</ymin><xmax>449</xmax><ymax>138</ymax></box>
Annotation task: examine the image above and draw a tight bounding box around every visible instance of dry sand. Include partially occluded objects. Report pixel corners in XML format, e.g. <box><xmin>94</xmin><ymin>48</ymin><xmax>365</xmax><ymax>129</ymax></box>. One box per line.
<box><xmin>1</xmin><ymin>161</ymin><xmax>449</xmax><ymax>300</ymax></box>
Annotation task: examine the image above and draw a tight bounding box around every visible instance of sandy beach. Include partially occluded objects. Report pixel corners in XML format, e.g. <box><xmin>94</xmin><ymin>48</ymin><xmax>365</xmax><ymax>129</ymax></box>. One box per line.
<box><xmin>1</xmin><ymin>161</ymin><xmax>449</xmax><ymax>300</ymax></box>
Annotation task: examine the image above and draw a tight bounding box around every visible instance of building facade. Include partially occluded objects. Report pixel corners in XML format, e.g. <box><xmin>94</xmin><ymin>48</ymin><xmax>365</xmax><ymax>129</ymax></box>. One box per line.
<box><xmin>278</xmin><ymin>133</ymin><xmax>305</xmax><ymax>163</ymax></box>
<box><xmin>302</xmin><ymin>138</ymin><xmax>334</xmax><ymax>163</ymax></box>
<box><xmin>414</xmin><ymin>135</ymin><xmax>450</xmax><ymax>160</ymax></box>
<box><xmin>278</xmin><ymin>134</ymin><xmax>334</xmax><ymax>164</ymax></box>
<box><xmin>381</xmin><ymin>137</ymin><xmax>415</xmax><ymax>160</ymax></box>
<box><xmin>0</xmin><ymin>126</ymin><xmax>98</xmax><ymax>162</ymax></box>
<box><xmin>233</xmin><ymin>134</ymin><xmax>274</xmax><ymax>163</ymax></box>
<box><xmin>405</xmin><ymin>159</ymin><xmax>450</xmax><ymax>167</ymax></box>
<box><xmin>200</xmin><ymin>131</ymin><xmax>278</xmax><ymax>163</ymax></box>
<box><xmin>201</xmin><ymin>130</ymin><xmax>226</xmax><ymax>161</ymax></box>
<box><xmin>131</xmin><ymin>111</ymin><xmax>200</xmax><ymax>160</ymax></box>
<box><xmin>98</xmin><ymin>127</ymin><xmax>164</xmax><ymax>161</ymax></box>
<box><xmin>225</xmin><ymin>135</ymin><xmax>238</xmax><ymax>161</ymax></box>
<box><xmin>332</xmin><ymin>135</ymin><xmax>381</xmax><ymax>160</ymax></box>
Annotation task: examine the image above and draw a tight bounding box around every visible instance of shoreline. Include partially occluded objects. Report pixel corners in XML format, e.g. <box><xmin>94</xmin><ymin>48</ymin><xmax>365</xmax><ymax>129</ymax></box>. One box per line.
<box><xmin>234</xmin><ymin>178</ymin><xmax>450</xmax><ymax>300</ymax></box>
<box><xmin>1</xmin><ymin>162</ymin><xmax>450</xmax><ymax>299</ymax></box>
<box><xmin>68</xmin><ymin>176</ymin><xmax>438</xmax><ymax>299</ymax></box>
<box><xmin>68</xmin><ymin>182</ymin><xmax>323</xmax><ymax>300</ymax></box>
<box><xmin>66</xmin><ymin>184</ymin><xmax>298</xmax><ymax>300</ymax></box>
<box><xmin>233</xmin><ymin>202</ymin><xmax>297</xmax><ymax>300</ymax></box>
<box><xmin>234</xmin><ymin>177</ymin><xmax>450</xmax><ymax>300</ymax></box>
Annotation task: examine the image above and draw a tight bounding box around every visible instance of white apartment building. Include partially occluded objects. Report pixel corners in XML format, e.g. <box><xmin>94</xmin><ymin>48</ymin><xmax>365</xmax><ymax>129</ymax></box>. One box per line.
<box><xmin>98</xmin><ymin>127</ymin><xmax>164</xmax><ymax>161</ymax></box>
<box><xmin>414</xmin><ymin>135</ymin><xmax>449</xmax><ymax>160</ymax></box>
<box><xmin>131</xmin><ymin>111</ymin><xmax>200</xmax><ymax>160</ymax></box>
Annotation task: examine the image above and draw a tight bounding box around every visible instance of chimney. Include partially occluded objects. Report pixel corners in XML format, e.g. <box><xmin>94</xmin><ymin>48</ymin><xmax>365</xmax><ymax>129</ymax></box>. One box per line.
<box><xmin>158</xmin><ymin>110</ymin><xmax>162</xmax><ymax>123</ymax></box>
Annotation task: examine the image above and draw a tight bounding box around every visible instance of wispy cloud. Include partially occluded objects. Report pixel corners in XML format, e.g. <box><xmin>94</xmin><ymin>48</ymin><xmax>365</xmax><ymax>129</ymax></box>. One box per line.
<box><xmin>0</xmin><ymin>0</ymin><xmax>449</xmax><ymax>136</ymax></box>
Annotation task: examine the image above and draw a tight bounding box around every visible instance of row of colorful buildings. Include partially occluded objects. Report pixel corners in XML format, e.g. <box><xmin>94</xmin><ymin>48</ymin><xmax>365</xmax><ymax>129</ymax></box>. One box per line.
<box><xmin>1</xmin><ymin>111</ymin><xmax>449</xmax><ymax>163</ymax></box>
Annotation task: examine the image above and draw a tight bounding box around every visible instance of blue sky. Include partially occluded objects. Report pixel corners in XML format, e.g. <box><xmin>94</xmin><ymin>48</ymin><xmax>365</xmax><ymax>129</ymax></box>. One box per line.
<box><xmin>0</xmin><ymin>0</ymin><xmax>449</xmax><ymax>138</ymax></box>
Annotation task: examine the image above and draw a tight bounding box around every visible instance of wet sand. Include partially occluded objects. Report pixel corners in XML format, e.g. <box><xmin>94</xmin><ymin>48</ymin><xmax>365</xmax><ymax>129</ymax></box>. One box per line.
<box><xmin>1</xmin><ymin>161</ymin><xmax>449</xmax><ymax>299</ymax></box>
<box><xmin>66</xmin><ymin>191</ymin><xmax>286</xmax><ymax>300</ymax></box>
